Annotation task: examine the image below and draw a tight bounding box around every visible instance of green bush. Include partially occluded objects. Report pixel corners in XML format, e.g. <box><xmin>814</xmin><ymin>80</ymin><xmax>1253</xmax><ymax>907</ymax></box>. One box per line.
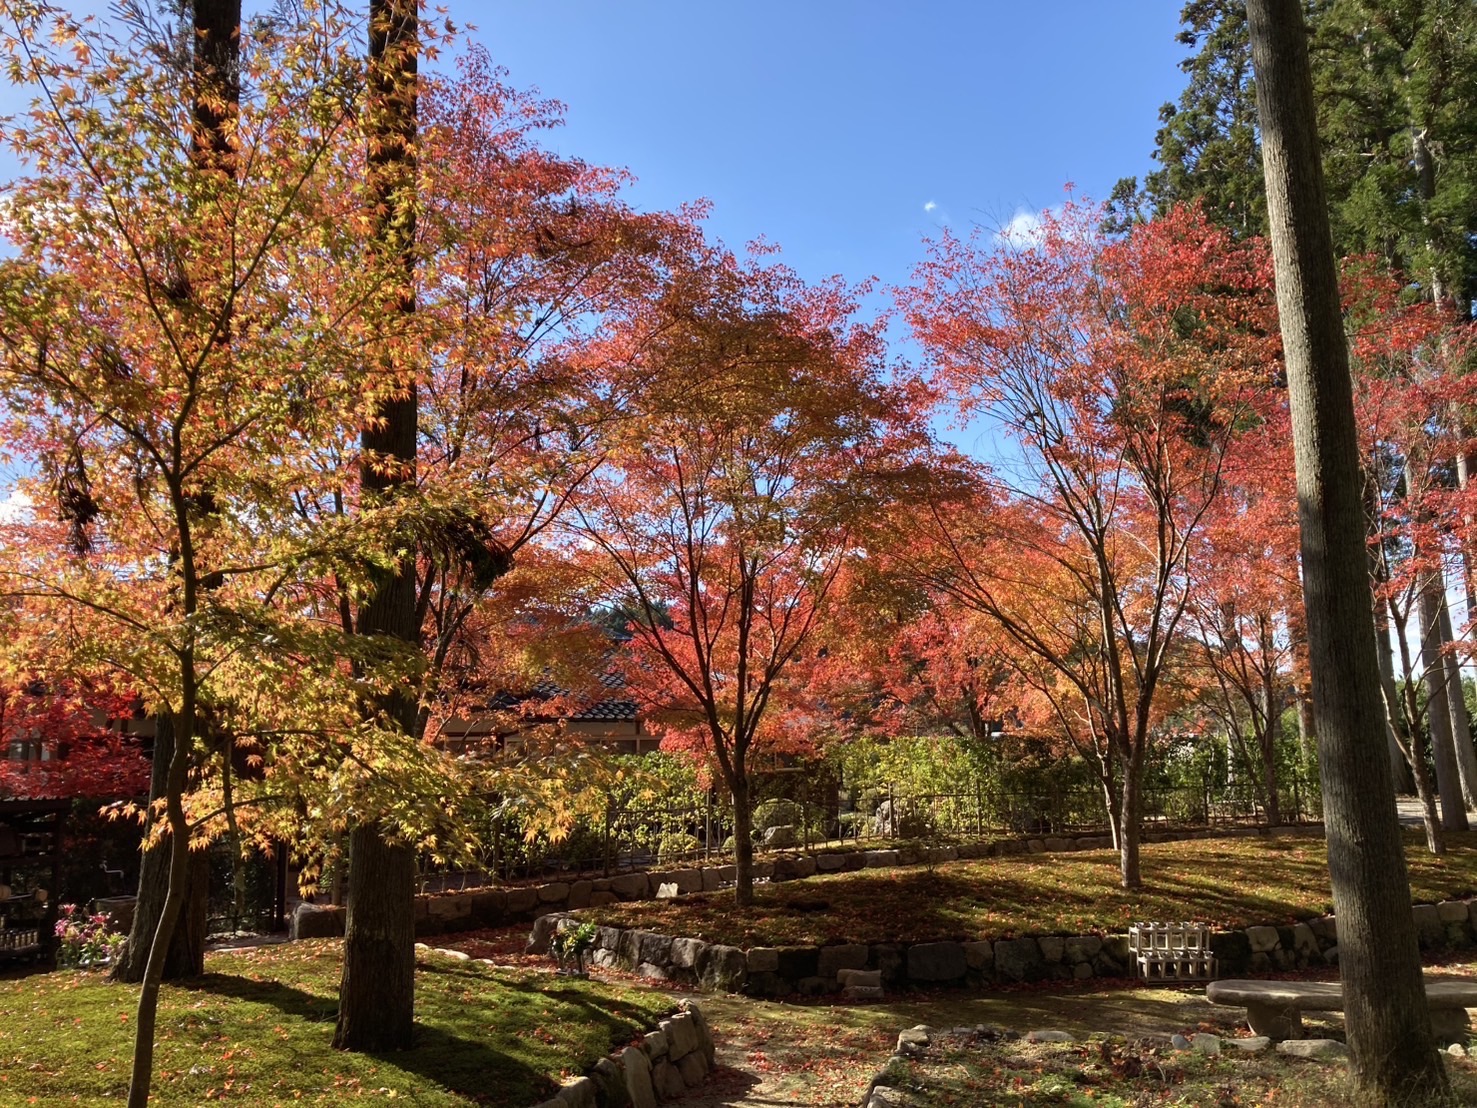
<box><xmin>752</xmin><ymin>798</ymin><xmax>804</xmax><ymax>835</ymax></box>
<box><xmin>656</xmin><ymin>832</ymin><xmax>701</xmax><ymax>863</ymax></box>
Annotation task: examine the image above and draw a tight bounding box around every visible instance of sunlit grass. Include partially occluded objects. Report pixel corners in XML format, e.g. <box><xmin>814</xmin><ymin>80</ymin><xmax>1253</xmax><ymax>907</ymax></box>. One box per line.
<box><xmin>585</xmin><ymin>830</ymin><xmax>1477</xmax><ymax>947</ymax></box>
<box><xmin>0</xmin><ymin>940</ymin><xmax>671</xmax><ymax>1105</ymax></box>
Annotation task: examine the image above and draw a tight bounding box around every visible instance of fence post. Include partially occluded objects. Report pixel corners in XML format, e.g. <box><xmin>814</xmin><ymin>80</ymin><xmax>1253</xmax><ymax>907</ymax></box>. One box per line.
<box><xmin>602</xmin><ymin>800</ymin><xmax>612</xmax><ymax>878</ymax></box>
<box><xmin>889</xmin><ymin>783</ymin><xmax>897</xmax><ymax>839</ymax></box>
<box><xmin>704</xmin><ymin>795</ymin><xmax>712</xmax><ymax>863</ymax></box>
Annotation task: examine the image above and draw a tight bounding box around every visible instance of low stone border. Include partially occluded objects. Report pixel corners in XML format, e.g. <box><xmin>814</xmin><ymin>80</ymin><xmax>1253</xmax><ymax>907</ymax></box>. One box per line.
<box><xmin>523</xmin><ymin>896</ymin><xmax>1477</xmax><ymax>999</ymax></box>
<box><xmin>528</xmin><ymin>913</ymin><xmax>1132</xmax><ymax>995</ymax></box>
<box><xmin>289</xmin><ymin>825</ymin><xmax>1306</xmax><ymax>941</ymax></box>
<box><xmin>1215</xmin><ymin>896</ymin><xmax>1477</xmax><ymax>973</ymax></box>
<box><xmin>528</xmin><ymin>998</ymin><xmax>717</xmax><ymax>1108</ymax></box>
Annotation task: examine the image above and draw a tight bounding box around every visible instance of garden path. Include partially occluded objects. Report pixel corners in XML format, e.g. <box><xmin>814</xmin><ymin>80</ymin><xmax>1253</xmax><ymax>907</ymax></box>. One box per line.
<box><xmin>442</xmin><ymin>926</ymin><xmax>1477</xmax><ymax>1107</ymax></box>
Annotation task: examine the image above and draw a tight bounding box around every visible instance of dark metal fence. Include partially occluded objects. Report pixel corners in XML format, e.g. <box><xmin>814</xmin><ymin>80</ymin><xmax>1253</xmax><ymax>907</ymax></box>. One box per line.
<box><xmin>843</xmin><ymin>779</ymin><xmax>1319</xmax><ymax>843</ymax></box>
<box><xmin>419</xmin><ymin>774</ymin><xmax>1320</xmax><ymax>891</ymax></box>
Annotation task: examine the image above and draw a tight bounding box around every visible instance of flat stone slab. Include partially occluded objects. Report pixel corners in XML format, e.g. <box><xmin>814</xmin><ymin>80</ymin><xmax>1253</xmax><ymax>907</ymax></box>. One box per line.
<box><xmin>1208</xmin><ymin>979</ymin><xmax>1477</xmax><ymax>1012</ymax></box>
<box><xmin>1209</xmin><ymin>978</ymin><xmax>1477</xmax><ymax>1041</ymax></box>
<box><xmin>1276</xmin><ymin>1038</ymin><xmax>1349</xmax><ymax>1060</ymax></box>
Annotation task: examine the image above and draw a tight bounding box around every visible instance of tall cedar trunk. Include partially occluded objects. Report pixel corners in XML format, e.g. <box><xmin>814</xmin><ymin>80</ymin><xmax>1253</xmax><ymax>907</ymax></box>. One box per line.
<box><xmin>730</xmin><ymin>772</ymin><xmax>754</xmax><ymax>908</ymax></box>
<box><xmin>1246</xmin><ymin>1</ymin><xmax>1449</xmax><ymax>1099</ymax></box>
<box><xmin>335</xmin><ymin>0</ymin><xmax>419</xmax><ymax>1053</ymax></box>
<box><xmin>114</xmin><ymin>716</ymin><xmax>209</xmax><ymax>982</ymax></box>
<box><xmin>1456</xmin><ymin>450</ymin><xmax>1477</xmax><ymax>650</ymax></box>
<box><xmin>1373</xmin><ymin>600</ymin><xmax>1417</xmax><ymax>792</ymax></box>
<box><xmin>1419</xmin><ymin>577</ymin><xmax>1469</xmax><ymax>830</ymax></box>
<box><xmin>1437</xmin><ymin>596</ymin><xmax>1477</xmax><ymax>810</ymax></box>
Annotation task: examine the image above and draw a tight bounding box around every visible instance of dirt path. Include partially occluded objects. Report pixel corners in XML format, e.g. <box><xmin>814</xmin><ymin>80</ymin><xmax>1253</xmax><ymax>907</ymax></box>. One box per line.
<box><xmin>658</xmin><ymin>983</ymin><xmax>1246</xmax><ymax>1108</ymax></box>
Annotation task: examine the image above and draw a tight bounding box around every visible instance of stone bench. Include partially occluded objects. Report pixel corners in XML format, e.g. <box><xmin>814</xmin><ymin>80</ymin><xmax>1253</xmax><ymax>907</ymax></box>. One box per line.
<box><xmin>1207</xmin><ymin>978</ymin><xmax>1477</xmax><ymax>1042</ymax></box>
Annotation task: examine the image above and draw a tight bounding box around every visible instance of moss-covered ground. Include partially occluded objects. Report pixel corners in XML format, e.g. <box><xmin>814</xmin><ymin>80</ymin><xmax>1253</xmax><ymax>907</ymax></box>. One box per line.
<box><xmin>584</xmin><ymin>831</ymin><xmax>1477</xmax><ymax>947</ymax></box>
<box><xmin>0</xmin><ymin>939</ymin><xmax>671</xmax><ymax>1106</ymax></box>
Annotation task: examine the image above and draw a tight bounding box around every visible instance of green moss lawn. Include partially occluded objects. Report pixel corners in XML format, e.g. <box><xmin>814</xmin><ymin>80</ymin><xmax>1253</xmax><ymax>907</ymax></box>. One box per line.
<box><xmin>890</xmin><ymin>1030</ymin><xmax>1477</xmax><ymax>1107</ymax></box>
<box><xmin>584</xmin><ymin>830</ymin><xmax>1477</xmax><ymax>947</ymax></box>
<box><xmin>0</xmin><ymin>940</ymin><xmax>671</xmax><ymax>1106</ymax></box>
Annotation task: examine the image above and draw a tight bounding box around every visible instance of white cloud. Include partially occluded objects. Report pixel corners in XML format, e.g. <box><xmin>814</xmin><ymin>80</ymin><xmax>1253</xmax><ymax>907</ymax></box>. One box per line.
<box><xmin>0</xmin><ymin>489</ymin><xmax>34</xmax><ymax>523</ymax></box>
<box><xmin>997</xmin><ymin>207</ymin><xmax>1046</xmax><ymax>245</ymax></box>
<box><xmin>923</xmin><ymin>200</ymin><xmax>937</xmax><ymax>213</ymax></box>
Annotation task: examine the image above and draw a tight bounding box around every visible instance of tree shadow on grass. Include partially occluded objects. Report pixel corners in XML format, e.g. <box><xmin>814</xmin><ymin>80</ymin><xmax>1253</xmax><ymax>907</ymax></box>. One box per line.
<box><xmin>177</xmin><ymin>969</ymin><xmax>606</xmax><ymax>1106</ymax></box>
<box><xmin>179</xmin><ymin>971</ymin><xmax>338</xmax><ymax>1022</ymax></box>
<box><xmin>383</xmin><ymin>1020</ymin><xmax>553</xmax><ymax>1105</ymax></box>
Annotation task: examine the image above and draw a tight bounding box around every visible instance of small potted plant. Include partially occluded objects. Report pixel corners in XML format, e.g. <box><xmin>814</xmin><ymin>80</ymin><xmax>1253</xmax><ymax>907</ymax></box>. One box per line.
<box><xmin>550</xmin><ymin>920</ymin><xmax>598</xmax><ymax>978</ymax></box>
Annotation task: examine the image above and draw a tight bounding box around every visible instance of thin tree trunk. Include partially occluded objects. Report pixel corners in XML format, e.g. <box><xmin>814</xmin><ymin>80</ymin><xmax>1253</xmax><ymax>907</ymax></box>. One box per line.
<box><xmin>1259</xmin><ymin>724</ymin><xmax>1282</xmax><ymax>827</ymax></box>
<box><xmin>1099</xmin><ymin>766</ymin><xmax>1122</xmax><ymax>850</ymax></box>
<box><xmin>1391</xmin><ymin>605</ymin><xmax>1447</xmax><ymax>855</ymax></box>
<box><xmin>114</xmin><ymin>716</ymin><xmax>209</xmax><ymax>982</ymax></box>
<box><xmin>1247</xmin><ymin>0</ymin><xmax>1448</xmax><ymax>1098</ymax></box>
<box><xmin>125</xmin><ymin>707</ymin><xmax>196</xmax><ymax>1108</ymax></box>
<box><xmin>1419</xmin><ymin>577</ymin><xmax>1468</xmax><ymax>831</ymax></box>
<box><xmin>1374</xmin><ymin>599</ymin><xmax>1417</xmax><ymax>793</ymax></box>
<box><xmin>1117</xmin><ymin>741</ymin><xmax>1143</xmax><ymax>889</ymax></box>
<box><xmin>1258</xmin><ymin>624</ymin><xmax>1282</xmax><ymax>826</ymax></box>
<box><xmin>1437</xmin><ymin>594</ymin><xmax>1477</xmax><ymax>811</ymax></box>
<box><xmin>731</xmin><ymin>772</ymin><xmax>754</xmax><ymax>908</ymax></box>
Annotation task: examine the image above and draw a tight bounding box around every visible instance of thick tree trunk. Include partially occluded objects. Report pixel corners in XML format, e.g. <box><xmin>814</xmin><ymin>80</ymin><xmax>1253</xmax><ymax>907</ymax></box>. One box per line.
<box><xmin>337</xmin><ymin>0</ymin><xmax>421</xmax><ymax>1053</ymax></box>
<box><xmin>1247</xmin><ymin>1</ymin><xmax>1447</xmax><ymax>1098</ymax></box>
<box><xmin>1420</xmin><ymin>577</ymin><xmax>1469</xmax><ymax>831</ymax></box>
<box><xmin>1437</xmin><ymin>595</ymin><xmax>1477</xmax><ymax>811</ymax></box>
<box><xmin>334</xmin><ymin>824</ymin><xmax>416</xmax><ymax>1051</ymax></box>
<box><xmin>113</xmin><ymin>716</ymin><xmax>208</xmax><ymax>982</ymax></box>
<box><xmin>730</xmin><ymin>773</ymin><xmax>754</xmax><ymax>909</ymax></box>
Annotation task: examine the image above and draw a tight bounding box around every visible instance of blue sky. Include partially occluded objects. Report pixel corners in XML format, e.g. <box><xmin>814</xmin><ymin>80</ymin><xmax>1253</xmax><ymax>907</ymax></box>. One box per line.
<box><xmin>0</xmin><ymin>1</ymin><xmax>1189</xmax><ymax>507</ymax></box>
<box><xmin>472</xmin><ymin>1</ymin><xmax>1186</xmax><ymax>289</ymax></box>
<box><xmin>1</xmin><ymin>2</ymin><xmax>1188</xmax><ymax>293</ymax></box>
<box><xmin>469</xmin><ymin>1</ymin><xmax>1189</xmax><ymax>460</ymax></box>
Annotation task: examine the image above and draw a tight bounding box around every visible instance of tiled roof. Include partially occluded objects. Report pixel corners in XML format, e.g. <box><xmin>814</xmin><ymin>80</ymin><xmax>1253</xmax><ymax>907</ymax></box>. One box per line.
<box><xmin>483</xmin><ymin>671</ymin><xmax>638</xmax><ymax>723</ymax></box>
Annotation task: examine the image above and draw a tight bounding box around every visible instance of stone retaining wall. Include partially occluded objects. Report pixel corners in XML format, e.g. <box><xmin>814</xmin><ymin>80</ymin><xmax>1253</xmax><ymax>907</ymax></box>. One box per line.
<box><xmin>528</xmin><ymin>998</ymin><xmax>717</xmax><ymax>1108</ymax></box>
<box><xmin>289</xmin><ymin>825</ymin><xmax>1301</xmax><ymax>941</ymax></box>
<box><xmin>523</xmin><ymin>895</ymin><xmax>1477</xmax><ymax>999</ymax></box>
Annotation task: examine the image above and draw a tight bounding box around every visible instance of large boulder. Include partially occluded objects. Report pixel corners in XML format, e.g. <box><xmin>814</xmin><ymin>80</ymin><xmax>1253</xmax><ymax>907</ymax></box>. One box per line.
<box><xmin>763</xmin><ymin>825</ymin><xmax>801</xmax><ymax>849</ymax></box>
<box><xmin>906</xmin><ymin>942</ymin><xmax>967</xmax><ymax>982</ymax></box>
<box><xmin>993</xmin><ymin>937</ymin><xmax>1045</xmax><ymax>983</ymax></box>
<box><xmin>622</xmin><ymin>1045</ymin><xmax>657</xmax><ymax>1108</ymax></box>
<box><xmin>290</xmin><ymin>902</ymin><xmax>345</xmax><ymax>940</ymax></box>
<box><xmin>610</xmin><ymin>872</ymin><xmax>651</xmax><ymax>900</ymax></box>
<box><xmin>697</xmin><ymin>944</ymin><xmax>747</xmax><ymax>992</ymax></box>
<box><xmin>818</xmin><ymin>944</ymin><xmax>870</xmax><ymax>977</ymax></box>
